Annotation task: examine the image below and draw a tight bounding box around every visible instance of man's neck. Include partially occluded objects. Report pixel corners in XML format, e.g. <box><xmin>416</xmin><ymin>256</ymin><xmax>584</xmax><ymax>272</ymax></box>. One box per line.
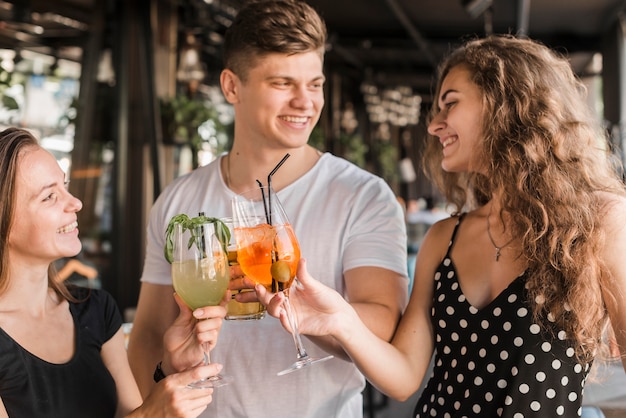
<box><xmin>223</xmin><ymin>145</ymin><xmax>321</xmax><ymax>193</ymax></box>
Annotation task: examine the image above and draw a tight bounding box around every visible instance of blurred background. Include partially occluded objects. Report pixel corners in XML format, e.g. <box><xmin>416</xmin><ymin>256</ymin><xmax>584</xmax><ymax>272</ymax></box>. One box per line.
<box><xmin>0</xmin><ymin>0</ymin><xmax>623</xmax><ymax>324</ymax></box>
<box><xmin>2</xmin><ymin>1</ymin><xmax>625</xmax><ymax>416</ymax></box>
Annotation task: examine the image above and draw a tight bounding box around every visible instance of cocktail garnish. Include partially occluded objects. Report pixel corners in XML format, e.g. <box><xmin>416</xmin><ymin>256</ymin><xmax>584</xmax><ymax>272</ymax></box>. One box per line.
<box><xmin>164</xmin><ymin>213</ymin><xmax>230</xmax><ymax>263</ymax></box>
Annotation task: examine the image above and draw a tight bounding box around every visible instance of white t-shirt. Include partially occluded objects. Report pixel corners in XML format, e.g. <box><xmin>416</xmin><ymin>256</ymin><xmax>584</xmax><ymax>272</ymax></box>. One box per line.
<box><xmin>141</xmin><ymin>152</ymin><xmax>408</xmax><ymax>418</ymax></box>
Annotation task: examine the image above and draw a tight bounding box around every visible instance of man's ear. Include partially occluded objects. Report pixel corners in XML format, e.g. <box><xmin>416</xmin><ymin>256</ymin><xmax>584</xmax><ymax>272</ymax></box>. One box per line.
<box><xmin>220</xmin><ymin>69</ymin><xmax>239</xmax><ymax>104</ymax></box>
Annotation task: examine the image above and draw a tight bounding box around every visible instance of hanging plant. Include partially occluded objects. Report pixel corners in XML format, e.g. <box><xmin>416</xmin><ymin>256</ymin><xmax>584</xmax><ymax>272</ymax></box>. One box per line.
<box><xmin>0</xmin><ymin>67</ymin><xmax>20</xmax><ymax>121</ymax></box>
<box><xmin>160</xmin><ymin>94</ymin><xmax>218</xmax><ymax>168</ymax></box>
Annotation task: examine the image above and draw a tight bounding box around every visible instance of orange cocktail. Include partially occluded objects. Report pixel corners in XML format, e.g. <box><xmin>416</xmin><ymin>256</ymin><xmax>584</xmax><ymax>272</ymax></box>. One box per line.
<box><xmin>234</xmin><ymin>222</ymin><xmax>300</xmax><ymax>289</ymax></box>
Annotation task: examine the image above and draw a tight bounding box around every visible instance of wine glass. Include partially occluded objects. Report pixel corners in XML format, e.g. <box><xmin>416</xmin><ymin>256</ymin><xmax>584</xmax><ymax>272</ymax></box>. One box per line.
<box><xmin>232</xmin><ymin>186</ymin><xmax>334</xmax><ymax>376</ymax></box>
<box><xmin>171</xmin><ymin>221</ymin><xmax>233</xmax><ymax>388</ymax></box>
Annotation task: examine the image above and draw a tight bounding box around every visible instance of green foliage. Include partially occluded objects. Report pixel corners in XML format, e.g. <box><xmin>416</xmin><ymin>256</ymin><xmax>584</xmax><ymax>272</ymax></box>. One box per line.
<box><xmin>0</xmin><ymin>67</ymin><xmax>19</xmax><ymax>111</ymax></box>
<box><xmin>339</xmin><ymin>131</ymin><xmax>368</xmax><ymax>168</ymax></box>
<box><xmin>161</xmin><ymin>95</ymin><xmax>214</xmax><ymax>145</ymax></box>
<box><xmin>308</xmin><ymin>124</ymin><xmax>397</xmax><ymax>184</ymax></box>
<box><xmin>308</xmin><ymin>126</ymin><xmax>368</xmax><ymax>168</ymax></box>
<box><xmin>1</xmin><ymin>94</ymin><xmax>18</xmax><ymax>110</ymax></box>
<box><xmin>160</xmin><ymin>94</ymin><xmax>228</xmax><ymax>168</ymax></box>
<box><xmin>58</xmin><ymin>96</ymin><xmax>78</xmax><ymax>127</ymax></box>
<box><xmin>164</xmin><ymin>213</ymin><xmax>230</xmax><ymax>264</ymax></box>
<box><xmin>372</xmin><ymin>140</ymin><xmax>399</xmax><ymax>184</ymax></box>
<box><xmin>308</xmin><ymin>125</ymin><xmax>326</xmax><ymax>151</ymax></box>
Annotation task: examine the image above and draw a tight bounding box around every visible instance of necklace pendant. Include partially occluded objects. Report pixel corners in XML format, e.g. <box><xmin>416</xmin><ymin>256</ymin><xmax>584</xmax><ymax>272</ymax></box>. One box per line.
<box><xmin>487</xmin><ymin>207</ymin><xmax>514</xmax><ymax>263</ymax></box>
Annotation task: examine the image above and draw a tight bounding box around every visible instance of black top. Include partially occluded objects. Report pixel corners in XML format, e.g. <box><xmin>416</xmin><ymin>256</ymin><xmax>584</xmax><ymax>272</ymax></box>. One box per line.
<box><xmin>0</xmin><ymin>287</ymin><xmax>122</xmax><ymax>417</ymax></box>
<box><xmin>414</xmin><ymin>215</ymin><xmax>591</xmax><ymax>417</ymax></box>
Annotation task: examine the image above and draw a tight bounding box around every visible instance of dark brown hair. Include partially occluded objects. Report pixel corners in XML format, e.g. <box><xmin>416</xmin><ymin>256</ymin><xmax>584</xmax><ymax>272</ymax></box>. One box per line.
<box><xmin>222</xmin><ymin>0</ymin><xmax>327</xmax><ymax>80</ymax></box>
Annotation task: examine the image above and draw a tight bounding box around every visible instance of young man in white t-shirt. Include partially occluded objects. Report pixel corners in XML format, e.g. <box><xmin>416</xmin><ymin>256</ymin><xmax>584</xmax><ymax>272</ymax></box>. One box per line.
<box><xmin>127</xmin><ymin>2</ymin><xmax>409</xmax><ymax>417</ymax></box>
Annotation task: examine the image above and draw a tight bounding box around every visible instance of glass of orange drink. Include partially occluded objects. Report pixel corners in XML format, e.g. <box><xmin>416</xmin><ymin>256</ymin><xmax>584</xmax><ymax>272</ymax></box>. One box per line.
<box><xmin>232</xmin><ymin>185</ymin><xmax>333</xmax><ymax>375</ymax></box>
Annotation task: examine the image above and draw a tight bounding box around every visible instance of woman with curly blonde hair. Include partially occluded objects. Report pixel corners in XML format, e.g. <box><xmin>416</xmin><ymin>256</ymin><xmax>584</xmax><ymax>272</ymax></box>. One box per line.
<box><xmin>421</xmin><ymin>35</ymin><xmax>625</xmax><ymax>363</ymax></box>
<box><xmin>260</xmin><ymin>35</ymin><xmax>626</xmax><ymax>417</ymax></box>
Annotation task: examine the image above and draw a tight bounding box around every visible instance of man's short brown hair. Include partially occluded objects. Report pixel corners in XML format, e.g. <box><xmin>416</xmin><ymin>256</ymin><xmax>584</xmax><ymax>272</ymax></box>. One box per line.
<box><xmin>222</xmin><ymin>0</ymin><xmax>327</xmax><ymax>80</ymax></box>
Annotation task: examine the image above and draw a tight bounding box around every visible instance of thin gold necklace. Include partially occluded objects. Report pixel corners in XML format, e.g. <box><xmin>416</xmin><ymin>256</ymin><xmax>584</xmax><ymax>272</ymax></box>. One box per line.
<box><xmin>486</xmin><ymin>208</ymin><xmax>515</xmax><ymax>262</ymax></box>
<box><xmin>225</xmin><ymin>153</ymin><xmax>232</xmax><ymax>188</ymax></box>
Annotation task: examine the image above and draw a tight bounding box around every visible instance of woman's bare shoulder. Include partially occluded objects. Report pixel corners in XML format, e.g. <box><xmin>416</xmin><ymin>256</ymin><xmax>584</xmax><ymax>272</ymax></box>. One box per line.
<box><xmin>428</xmin><ymin>214</ymin><xmax>461</xmax><ymax>235</ymax></box>
<box><xmin>418</xmin><ymin>215</ymin><xmax>461</xmax><ymax>259</ymax></box>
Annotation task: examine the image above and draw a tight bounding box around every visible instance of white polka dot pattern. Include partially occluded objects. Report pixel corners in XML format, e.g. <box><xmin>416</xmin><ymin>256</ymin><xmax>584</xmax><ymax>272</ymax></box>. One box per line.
<box><xmin>413</xmin><ymin>216</ymin><xmax>590</xmax><ymax>417</ymax></box>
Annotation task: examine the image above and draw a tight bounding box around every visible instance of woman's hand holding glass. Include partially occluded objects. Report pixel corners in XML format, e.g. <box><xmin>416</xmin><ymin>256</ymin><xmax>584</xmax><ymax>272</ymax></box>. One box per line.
<box><xmin>139</xmin><ymin>365</ymin><xmax>217</xmax><ymax>418</ymax></box>
<box><xmin>162</xmin><ymin>293</ymin><xmax>228</xmax><ymax>375</ymax></box>
<box><xmin>169</xmin><ymin>221</ymin><xmax>232</xmax><ymax>388</ymax></box>
<box><xmin>133</xmin><ymin>294</ymin><xmax>227</xmax><ymax>418</ymax></box>
<box><xmin>256</xmin><ymin>258</ymin><xmax>355</xmax><ymax>340</ymax></box>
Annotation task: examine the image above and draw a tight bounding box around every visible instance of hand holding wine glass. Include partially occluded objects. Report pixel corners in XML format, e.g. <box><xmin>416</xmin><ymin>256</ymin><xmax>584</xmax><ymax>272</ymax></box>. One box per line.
<box><xmin>163</xmin><ymin>293</ymin><xmax>227</xmax><ymax>374</ymax></box>
<box><xmin>232</xmin><ymin>157</ymin><xmax>334</xmax><ymax>375</ymax></box>
<box><xmin>166</xmin><ymin>213</ymin><xmax>233</xmax><ymax>388</ymax></box>
<box><xmin>256</xmin><ymin>258</ymin><xmax>354</xmax><ymax>339</ymax></box>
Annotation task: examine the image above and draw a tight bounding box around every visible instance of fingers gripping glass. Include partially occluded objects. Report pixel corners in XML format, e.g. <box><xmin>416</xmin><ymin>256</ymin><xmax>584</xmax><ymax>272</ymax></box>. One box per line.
<box><xmin>170</xmin><ymin>218</ymin><xmax>233</xmax><ymax>388</ymax></box>
<box><xmin>222</xmin><ymin>217</ymin><xmax>267</xmax><ymax>320</ymax></box>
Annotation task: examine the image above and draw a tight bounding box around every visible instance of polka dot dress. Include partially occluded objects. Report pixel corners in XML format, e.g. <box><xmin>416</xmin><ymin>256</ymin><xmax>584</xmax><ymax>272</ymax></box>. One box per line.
<box><xmin>413</xmin><ymin>215</ymin><xmax>591</xmax><ymax>417</ymax></box>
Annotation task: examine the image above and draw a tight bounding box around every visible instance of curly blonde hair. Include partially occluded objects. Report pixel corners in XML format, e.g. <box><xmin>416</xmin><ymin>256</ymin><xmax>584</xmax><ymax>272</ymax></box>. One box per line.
<box><xmin>422</xmin><ymin>35</ymin><xmax>625</xmax><ymax>360</ymax></box>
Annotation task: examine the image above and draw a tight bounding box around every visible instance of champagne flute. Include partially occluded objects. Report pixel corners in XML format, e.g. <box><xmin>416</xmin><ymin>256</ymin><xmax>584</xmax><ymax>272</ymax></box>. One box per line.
<box><xmin>171</xmin><ymin>220</ymin><xmax>232</xmax><ymax>388</ymax></box>
<box><xmin>232</xmin><ymin>185</ymin><xmax>334</xmax><ymax>375</ymax></box>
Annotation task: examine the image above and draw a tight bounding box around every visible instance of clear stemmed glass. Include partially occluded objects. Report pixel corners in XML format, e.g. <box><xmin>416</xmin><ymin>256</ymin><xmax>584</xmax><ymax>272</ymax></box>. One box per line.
<box><xmin>232</xmin><ymin>186</ymin><xmax>334</xmax><ymax>376</ymax></box>
<box><xmin>171</xmin><ymin>221</ymin><xmax>232</xmax><ymax>388</ymax></box>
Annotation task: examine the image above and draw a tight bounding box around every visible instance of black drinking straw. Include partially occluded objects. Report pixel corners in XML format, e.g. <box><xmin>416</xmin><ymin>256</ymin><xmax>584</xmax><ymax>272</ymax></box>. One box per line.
<box><xmin>255</xmin><ymin>153</ymin><xmax>291</xmax><ymax>225</ymax></box>
<box><xmin>267</xmin><ymin>153</ymin><xmax>290</xmax><ymax>225</ymax></box>
<box><xmin>256</xmin><ymin>179</ymin><xmax>269</xmax><ymax>224</ymax></box>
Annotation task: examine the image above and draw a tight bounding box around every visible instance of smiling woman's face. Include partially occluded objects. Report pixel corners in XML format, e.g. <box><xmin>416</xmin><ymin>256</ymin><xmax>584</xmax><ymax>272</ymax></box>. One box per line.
<box><xmin>427</xmin><ymin>65</ymin><xmax>486</xmax><ymax>174</ymax></box>
<box><xmin>8</xmin><ymin>146</ymin><xmax>83</xmax><ymax>266</ymax></box>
